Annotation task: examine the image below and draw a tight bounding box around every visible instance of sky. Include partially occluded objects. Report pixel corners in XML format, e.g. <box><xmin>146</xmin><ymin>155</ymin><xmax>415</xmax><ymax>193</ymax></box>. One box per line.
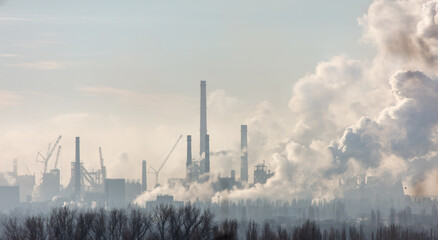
<box><xmin>0</xmin><ymin>0</ymin><xmax>373</xmax><ymax>188</ymax></box>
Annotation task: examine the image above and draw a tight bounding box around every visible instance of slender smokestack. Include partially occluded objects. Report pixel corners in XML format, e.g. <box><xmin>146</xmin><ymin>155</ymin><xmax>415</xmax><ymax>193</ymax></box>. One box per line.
<box><xmin>205</xmin><ymin>134</ymin><xmax>210</xmax><ymax>173</ymax></box>
<box><xmin>240</xmin><ymin>125</ymin><xmax>248</xmax><ymax>182</ymax></box>
<box><xmin>75</xmin><ymin>137</ymin><xmax>81</xmax><ymax>198</ymax></box>
<box><xmin>142</xmin><ymin>160</ymin><xmax>147</xmax><ymax>193</ymax></box>
<box><xmin>187</xmin><ymin>135</ymin><xmax>192</xmax><ymax>167</ymax></box>
<box><xmin>200</xmin><ymin>81</ymin><xmax>207</xmax><ymax>171</ymax></box>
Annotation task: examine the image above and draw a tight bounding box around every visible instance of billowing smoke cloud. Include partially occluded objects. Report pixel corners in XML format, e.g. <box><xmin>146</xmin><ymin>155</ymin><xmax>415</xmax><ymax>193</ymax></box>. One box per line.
<box><xmin>134</xmin><ymin>0</ymin><xmax>438</xmax><ymax>203</ymax></box>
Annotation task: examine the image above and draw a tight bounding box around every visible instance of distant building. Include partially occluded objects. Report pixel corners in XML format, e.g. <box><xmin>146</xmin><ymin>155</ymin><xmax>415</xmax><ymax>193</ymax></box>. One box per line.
<box><xmin>39</xmin><ymin>169</ymin><xmax>60</xmax><ymax>202</ymax></box>
<box><xmin>253</xmin><ymin>161</ymin><xmax>274</xmax><ymax>185</ymax></box>
<box><xmin>105</xmin><ymin>179</ymin><xmax>126</xmax><ymax>208</ymax></box>
<box><xmin>125</xmin><ymin>180</ymin><xmax>142</xmax><ymax>204</ymax></box>
<box><xmin>0</xmin><ymin>186</ymin><xmax>19</xmax><ymax>211</ymax></box>
<box><xmin>214</xmin><ymin>170</ymin><xmax>241</xmax><ymax>191</ymax></box>
<box><xmin>146</xmin><ymin>194</ymin><xmax>183</xmax><ymax>210</ymax></box>
<box><xmin>17</xmin><ymin>174</ymin><xmax>35</xmax><ymax>202</ymax></box>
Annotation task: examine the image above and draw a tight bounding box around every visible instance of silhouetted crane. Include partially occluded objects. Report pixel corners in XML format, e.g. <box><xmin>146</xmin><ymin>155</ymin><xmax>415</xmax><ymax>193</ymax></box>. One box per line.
<box><xmin>36</xmin><ymin>135</ymin><xmax>62</xmax><ymax>174</ymax></box>
<box><xmin>150</xmin><ymin>135</ymin><xmax>183</xmax><ymax>187</ymax></box>
<box><xmin>53</xmin><ymin>145</ymin><xmax>62</xmax><ymax>170</ymax></box>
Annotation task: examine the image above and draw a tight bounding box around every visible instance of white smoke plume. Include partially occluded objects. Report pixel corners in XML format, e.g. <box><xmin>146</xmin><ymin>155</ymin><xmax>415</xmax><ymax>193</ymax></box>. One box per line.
<box><xmin>135</xmin><ymin>0</ymin><xmax>438</xmax><ymax>204</ymax></box>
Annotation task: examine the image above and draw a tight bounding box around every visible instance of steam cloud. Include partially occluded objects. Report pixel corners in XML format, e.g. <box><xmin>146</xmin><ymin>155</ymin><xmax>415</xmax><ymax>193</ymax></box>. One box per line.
<box><xmin>135</xmin><ymin>0</ymin><xmax>438</xmax><ymax>204</ymax></box>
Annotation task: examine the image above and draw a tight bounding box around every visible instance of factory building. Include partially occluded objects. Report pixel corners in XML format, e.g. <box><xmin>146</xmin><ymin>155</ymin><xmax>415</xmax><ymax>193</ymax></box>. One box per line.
<box><xmin>125</xmin><ymin>180</ymin><xmax>142</xmax><ymax>204</ymax></box>
<box><xmin>39</xmin><ymin>169</ymin><xmax>60</xmax><ymax>202</ymax></box>
<box><xmin>214</xmin><ymin>170</ymin><xmax>241</xmax><ymax>191</ymax></box>
<box><xmin>17</xmin><ymin>174</ymin><xmax>35</xmax><ymax>202</ymax></box>
<box><xmin>146</xmin><ymin>194</ymin><xmax>183</xmax><ymax>210</ymax></box>
<box><xmin>105</xmin><ymin>178</ymin><xmax>126</xmax><ymax>209</ymax></box>
<box><xmin>240</xmin><ymin>125</ymin><xmax>248</xmax><ymax>183</ymax></box>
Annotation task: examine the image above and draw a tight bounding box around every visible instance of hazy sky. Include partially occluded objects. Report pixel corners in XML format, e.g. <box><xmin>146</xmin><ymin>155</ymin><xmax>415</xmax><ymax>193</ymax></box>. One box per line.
<box><xmin>0</xmin><ymin>0</ymin><xmax>373</xmax><ymax>187</ymax></box>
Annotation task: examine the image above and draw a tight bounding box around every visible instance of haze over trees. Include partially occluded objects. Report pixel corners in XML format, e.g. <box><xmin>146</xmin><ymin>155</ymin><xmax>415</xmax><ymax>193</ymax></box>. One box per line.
<box><xmin>2</xmin><ymin>205</ymin><xmax>438</xmax><ymax>240</ymax></box>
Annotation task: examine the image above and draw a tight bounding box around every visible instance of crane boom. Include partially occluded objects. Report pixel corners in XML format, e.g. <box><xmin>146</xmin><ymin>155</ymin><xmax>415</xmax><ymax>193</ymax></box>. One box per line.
<box><xmin>157</xmin><ymin>135</ymin><xmax>182</xmax><ymax>173</ymax></box>
<box><xmin>37</xmin><ymin>135</ymin><xmax>62</xmax><ymax>173</ymax></box>
<box><xmin>53</xmin><ymin>145</ymin><xmax>62</xmax><ymax>169</ymax></box>
<box><xmin>44</xmin><ymin>135</ymin><xmax>62</xmax><ymax>173</ymax></box>
<box><xmin>151</xmin><ymin>135</ymin><xmax>183</xmax><ymax>187</ymax></box>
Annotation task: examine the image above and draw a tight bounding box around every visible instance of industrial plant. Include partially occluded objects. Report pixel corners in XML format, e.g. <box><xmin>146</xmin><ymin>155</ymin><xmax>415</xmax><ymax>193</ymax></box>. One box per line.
<box><xmin>0</xmin><ymin>80</ymin><xmax>274</xmax><ymax>211</ymax></box>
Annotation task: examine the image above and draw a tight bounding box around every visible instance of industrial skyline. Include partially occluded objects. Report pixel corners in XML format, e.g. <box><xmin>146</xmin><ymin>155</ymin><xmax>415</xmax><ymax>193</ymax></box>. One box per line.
<box><xmin>0</xmin><ymin>80</ymin><xmax>273</xmax><ymax>209</ymax></box>
<box><xmin>2</xmin><ymin>0</ymin><xmax>438</xmax><ymax>213</ymax></box>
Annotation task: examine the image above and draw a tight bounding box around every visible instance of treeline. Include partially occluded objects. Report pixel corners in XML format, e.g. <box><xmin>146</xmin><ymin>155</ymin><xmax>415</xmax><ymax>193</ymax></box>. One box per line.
<box><xmin>1</xmin><ymin>205</ymin><xmax>438</xmax><ymax>240</ymax></box>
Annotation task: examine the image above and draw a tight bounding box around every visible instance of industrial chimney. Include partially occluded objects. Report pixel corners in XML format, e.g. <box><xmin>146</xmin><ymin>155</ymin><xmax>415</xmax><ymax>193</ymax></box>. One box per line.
<box><xmin>142</xmin><ymin>160</ymin><xmax>147</xmax><ymax>193</ymax></box>
<box><xmin>200</xmin><ymin>80</ymin><xmax>207</xmax><ymax>174</ymax></box>
<box><xmin>205</xmin><ymin>134</ymin><xmax>210</xmax><ymax>173</ymax></box>
<box><xmin>186</xmin><ymin>135</ymin><xmax>192</xmax><ymax>179</ymax></box>
<box><xmin>75</xmin><ymin>137</ymin><xmax>81</xmax><ymax>198</ymax></box>
<box><xmin>240</xmin><ymin>125</ymin><xmax>248</xmax><ymax>182</ymax></box>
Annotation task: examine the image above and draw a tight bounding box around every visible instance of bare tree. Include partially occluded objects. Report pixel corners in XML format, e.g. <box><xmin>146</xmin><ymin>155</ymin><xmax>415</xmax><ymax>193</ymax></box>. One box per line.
<box><xmin>47</xmin><ymin>207</ymin><xmax>76</xmax><ymax>240</ymax></box>
<box><xmin>152</xmin><ymin>205</ymin><xmax>172</xmax><ymax>240</ymax></box>
<box><xmin>2</xmin><ymin>218</ymin><xmax>23</xmax><ymax>240</ymax></box>
<box><xmin>23</xmin><ymin>215</ymin><xmax>46</xmax><ymax>240</ymax></box>
<box><xmin>246</xmin><ymin>221</ymin><xmax>258</xmax><ymax>240</ymax></box>
<box><xmin>168</xmin><ymin>206</ymin><xmax>183</xmax><ymax>240</ymax></box>
<box><xmin>292</xmin><ymin>220</ymin><xmax>322</xmax><ymax>240</ymax></box>
<box><xmin>260</xmin><ymin>222</ymin><xmax>275</xmax><ymax>240</ymax></box>
<box><xmin>213</xmin><ymin>219</ymin><xmax>238</xmax><ymax>240</ymax></box>
<box><xmin>74</xmin><ymin>211</ymin><xmax>95</xmax><ymax>240</ymax></box>
<box><xmin>90</xmin><ymin>208</ymin><xmax>107</xmax><ymax>240</ymax></box>
<box><xmin>277</xmin><ymin>226</ymin><xmax>288</xmax><ymax>240</ymax></box>
<box><xmin>108</xmin><ymin>209</ymin><xmax>128</xmax><ymax>240</ymax></box>
<box><xmin>196</xmin><ymin>209</ymin><xmax>214</xmax><ymax>240</ymax></box>
<box><xmin>124</xmin><ymin>208</ymin><xmax>152</xmax><ymax>240</ymax></box>
<box><xmin>181</xmin><ymin>204</ymin><xmax>201</xmax><ymax>240</ymax></box>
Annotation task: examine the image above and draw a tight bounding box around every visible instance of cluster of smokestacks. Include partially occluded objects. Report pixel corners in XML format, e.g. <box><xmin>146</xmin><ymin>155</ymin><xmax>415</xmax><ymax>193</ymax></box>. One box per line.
<box><xmin>185</xmin><ymin>81</ymin><xmax>249</xmax><ymax>182</ymax></box>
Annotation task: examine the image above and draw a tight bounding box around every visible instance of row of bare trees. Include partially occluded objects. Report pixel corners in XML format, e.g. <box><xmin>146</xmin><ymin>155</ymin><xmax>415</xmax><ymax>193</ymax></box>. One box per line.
<box><xmin>1</xmin><ymin>205</ymin><xmax>214</xmax><ymax>240</ymax></box>
<box><xmin>2</xmin><ymin>206</ymin><xmax>438</xmax><ymax>240</ymax></box>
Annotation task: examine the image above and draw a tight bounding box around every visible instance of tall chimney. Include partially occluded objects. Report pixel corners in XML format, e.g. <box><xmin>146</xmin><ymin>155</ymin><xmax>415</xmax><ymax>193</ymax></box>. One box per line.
<box><xmin>75</xmin><ymin>137</ymin><xmax>81</xmax><ymax>198</ymax></box>
<box><xmin>186</xmin><ymin>135</ymin><xmax>192</xmax><ymax>179</ymax></box>
<box><xmin>200</xmin><ymin>80</ymin><xmax>207</xmax><ymax>173</ymax></box>
<box><xmin>142</xmin><ymin>160</ymin><xmax>147</xmax><ymax>193</ymax></box>
<box><xmin>240</xmin><ymin>125</ymin><xmax>248</xmax><ymax>182</ymax></box>
<box><xmin>205</xmin><ymin>134</ymin><xmax>210</xmax><ymax>173</ymax></box>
